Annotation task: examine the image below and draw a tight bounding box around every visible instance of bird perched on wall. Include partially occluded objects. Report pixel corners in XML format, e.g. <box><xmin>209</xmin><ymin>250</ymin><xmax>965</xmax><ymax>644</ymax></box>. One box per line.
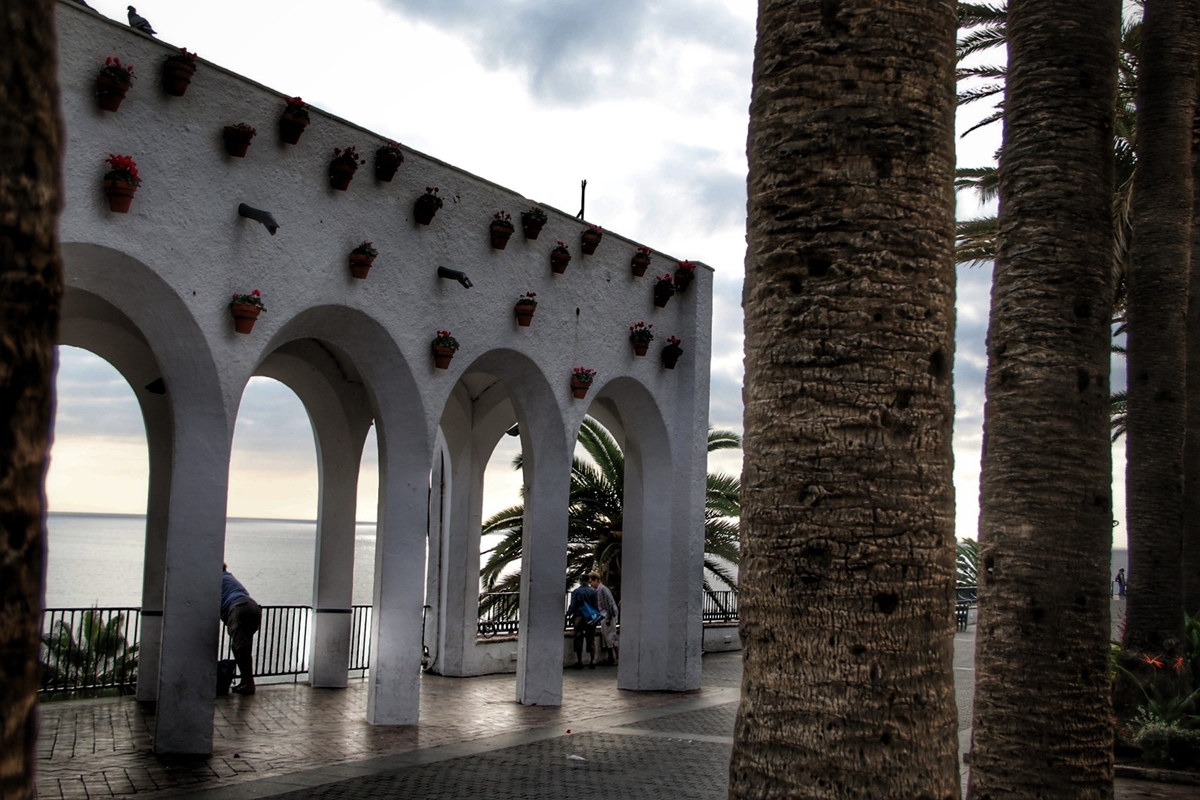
<box><xmin>127</xmin><ymin>6</ymin><xmax>156</xmax><ymax>35</ymax></box>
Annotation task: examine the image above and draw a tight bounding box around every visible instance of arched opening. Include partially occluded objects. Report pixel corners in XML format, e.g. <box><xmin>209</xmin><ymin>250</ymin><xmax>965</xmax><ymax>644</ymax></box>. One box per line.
<box><xmin>45</xmin><ymin>346</ymin><xmax>149</xmax><ymax>608</ymax></box>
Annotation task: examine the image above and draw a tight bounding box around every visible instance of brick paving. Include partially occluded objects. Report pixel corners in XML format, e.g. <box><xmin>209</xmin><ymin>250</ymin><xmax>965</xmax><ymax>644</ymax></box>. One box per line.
<box><xmin>34</xmin><ymin>623</ymin><xmax>1198</xmax><ymax>799</ymax></box>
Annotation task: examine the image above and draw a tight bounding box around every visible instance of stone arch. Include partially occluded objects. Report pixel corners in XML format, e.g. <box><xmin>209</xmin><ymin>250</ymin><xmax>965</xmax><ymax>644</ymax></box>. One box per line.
<box><xmin>580</xmin><ymin>376</ymin><xmax>703</xmax><ymax>691</ymax></box>
<box><xmin>252</xmin><ymin>303</ymin><xmax>434</xmax><ymax>724</ymax></box>
<box><xmin>429</xmin><ymin>347</ymin><xmax>573</xmax><ymax>705</ymax></box>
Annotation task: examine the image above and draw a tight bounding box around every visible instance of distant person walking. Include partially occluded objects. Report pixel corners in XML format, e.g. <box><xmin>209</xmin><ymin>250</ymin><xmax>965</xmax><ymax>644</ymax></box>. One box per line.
<box><xmin>1115</xmin><ymin>568</ymin><xmax>1127</xmax><ymax>599</ymax></box>
<box><xmin>589</xmin><ymin>572</ymin><xmax>619</xmax><ymax>666</ymax></box>
<box><xmin>221</xmin><ymin>564</ymin><xmax>261</xmax><ymax>694</ymax></box>
<box><xmin>567</xmin><ymin>575</ymin><xmax>600</xmax><ymax>669</ymax></box>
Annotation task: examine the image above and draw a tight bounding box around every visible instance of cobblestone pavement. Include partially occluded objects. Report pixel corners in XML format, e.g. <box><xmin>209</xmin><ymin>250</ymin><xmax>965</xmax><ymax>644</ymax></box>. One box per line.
<box><xmin>35</xmin><ymin>620</ymin><xmax>1197</xmax><ymax>799</ymax></box>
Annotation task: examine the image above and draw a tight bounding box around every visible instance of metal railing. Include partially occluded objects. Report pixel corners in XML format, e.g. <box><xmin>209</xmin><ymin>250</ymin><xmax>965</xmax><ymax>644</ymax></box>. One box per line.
<box><xmin>477</xmin><ymin>589</ymin><xmax>742</xmax><ymax>636</ymax></box>
<box><xmin>41</xmin><ymin>594</ymin><xmax>741</xmax><ymax>698</ymax></box>
<box><xmin>40</xmin><ymin>607</ymin><xmax>142</xmax><ymax>698</ymax></box>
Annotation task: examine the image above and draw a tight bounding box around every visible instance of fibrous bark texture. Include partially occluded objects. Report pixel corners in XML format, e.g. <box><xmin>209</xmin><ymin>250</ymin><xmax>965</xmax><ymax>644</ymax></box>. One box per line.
<box><xmin>1185</xmin><ymin>86</ymin><xmax>1200</xmax><ymax>618</ymax></box>
<box><xmin>0</xmin><ymin>2</ymin><xmax>63</xmax><ymax>798</ymax></box>
<box><xmin>1125</xmin><ymin>0</ymin><xmax>1200</xmax><ymax>654</ymax></box>
<box><xmin>968</xmin><ymin>1</ymin><xmax>1120</xmax><ymax>798</ymax></box>
<box><xmin>731</xmin><ymin>2</ymin><xmax>958</xmax><ymax>797</ymax></box>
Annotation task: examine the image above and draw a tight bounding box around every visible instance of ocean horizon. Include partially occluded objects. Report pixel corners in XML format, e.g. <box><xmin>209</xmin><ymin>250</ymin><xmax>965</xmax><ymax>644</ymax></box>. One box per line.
<box><xmin>46</xmin><ymin>511</ymin><xmax>379</xmax><ymax>609</ymax></box>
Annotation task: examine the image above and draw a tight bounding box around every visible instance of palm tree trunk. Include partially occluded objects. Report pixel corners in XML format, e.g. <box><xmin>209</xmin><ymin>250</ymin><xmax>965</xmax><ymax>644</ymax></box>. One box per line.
<box><xmin>1182</xmin><ymin>80</ymin><xmax>1200</xmax><ymax>618</ymax></box>
<box><xmin>0</xmin><ymin>2</ymin><xmax>63</xmax><ymax>798</ymax></box>
<box><xmin>730</xmin><ymin>2</ymin><xmax>958</xmax><ymax>797</ymax></box>
<box><xmin>1124</xmin><ymin>0</ymin><xmax>1200</xmax><ymax>652</ymax></box>
<box><xmin>968</xmin><ymin>2</ymin><xmax>1120</xmax><ymax>797</ymax></box>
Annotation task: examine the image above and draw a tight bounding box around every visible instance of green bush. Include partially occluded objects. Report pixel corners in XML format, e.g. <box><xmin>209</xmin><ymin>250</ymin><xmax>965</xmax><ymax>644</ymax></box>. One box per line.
<box><xmin>1132</xmin><ymin>722</ymin><xmax>1200</xmax><ymax>770</ymax></box>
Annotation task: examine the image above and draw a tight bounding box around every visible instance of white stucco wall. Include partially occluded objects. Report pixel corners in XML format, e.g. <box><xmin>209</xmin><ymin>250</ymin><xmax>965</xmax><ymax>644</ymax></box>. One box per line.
<box><xmin>55</xmin><ymin>2</ymin><xmax>713</xmax><ymax>755</ymax></box>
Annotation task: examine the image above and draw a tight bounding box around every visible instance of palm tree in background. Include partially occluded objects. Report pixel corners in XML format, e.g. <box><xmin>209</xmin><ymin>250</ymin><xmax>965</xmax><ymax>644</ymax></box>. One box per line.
<box><xmin>956</xmin><ymin>2</ymin><xmax>1141</xmax><ymax>444</ymax></box>
<box><xmin>478</xmin><ymin>418</ymin><xmax>740</xmax><ymax>618</ymax></box>
<box><xmin>40</xmin><ymin>610</ymin><xmax>140</xmax><ymax>699</ymax></box>
<box><xmin>968</xmin><ymin>0</ymin><xmax>1121</xmax><ymax>793</ymax></box>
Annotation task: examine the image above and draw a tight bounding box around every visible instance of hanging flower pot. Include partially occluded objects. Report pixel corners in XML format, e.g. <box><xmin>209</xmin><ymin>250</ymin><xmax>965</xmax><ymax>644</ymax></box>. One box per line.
<box><xmin>278</xmin><ymin>96</ymin><xmax>310</xmax><ymax>145</ymax></box>
<box><xmin>431</xmin><ymin>330</ymin><xmax>460</xmax><ymax>369</ymax></box>
<box><xmin>661</xmin><ymin>336</ymin><xmax>683</xmax><ymax>370</ymax></box>
<box><xmin>490</xmin><ymin>211</ymin><xmax>515</xmax><ymax>250</ymax></box>
<box><xmin>375</xmin><ymin>141</ymin><xmax>404</xmax><ymax>182</ymax></box>
<box><xmin>229</xmin><ymin>290</ymin><xmax>265</xmax><ymax>334</ymax></box>
<box><xmin>631</xmin><ymin>246</ymin><xmax>652</xmax><ymax>278</ymax></box>
<box><xmin>550</xmin><ymin>241</ymin><xmax>571</xmax><ymax>274</ymax></box>
<box><xmin>521</xmin><ymin>206</ymin><xmax>548</xmax><ymax>240</ymax></box>
<box><xmin>514</xmin><ymin>292</ymin><xmax>537</xmax><ymax>327</ymax></box>
<box><xmin>414</xmin><ymin>187</ymin><xmax>444</xmax><ymax>225</ymax></box>
<box><xmin>160</xmin><ymin>49</ymin><xmax>197</xmax><ymax>96</ymax></box>
<box><xmin>580</xmin><ymin>224</ymin><xmax>603</xmax><ymax>255</ymax></box>
<box><xmin>101</xmin><ymin>154</ymin><xmax>141</xmax><ymax>213</ymax></box>
<box><xmin>329</xmin><ymin>146</ymin><xmax>365</xmax><ymax>191</ymax></box>
<box><xmin>570</xmin><ymin>367</ymin><xmax>597</xmax><ymax>399</ymax></box>
<box><xmin>348</xmin><ymin>241</ymin><xmax>378</xmax><ymax>279</ymax></box>
<box><xmin>674</xmin><ymin>260</ymin><xmax>697</xmax><ymax>294</ymax></box>
<box><xmin>653</xmin><ymin>275</ymin><xmax>676</xmax><ymax>308</ymax></box>
<box><xmin>95</xmin><ymin>57</ymin><xmax>134</xmax><ymax>112</ymax></box>
<box><xmin>222</xmin><ymin>123</ymin><xmax>257</xmax><ymax>158</ymax></box>
<box><xmin>629</xmin><ymin>321</ymin><xmax>654</xmax><ymax>357</ymax></box>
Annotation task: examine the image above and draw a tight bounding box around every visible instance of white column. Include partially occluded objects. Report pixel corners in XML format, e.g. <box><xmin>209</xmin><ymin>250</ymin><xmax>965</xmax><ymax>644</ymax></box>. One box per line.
<box><xmin>309</xmin><ymin>420</ymin><xmax>370</xmax><ymax>688</ymax></box>
<box><xmin>152</xmin><ymin>416</ymin><xmax>231</xmax><ymax>755</ymax></box>
<box><xmin>515</xmin><ymin>426</ymin><xmax>570</xmax><ymax>706</ymax></box>
<box><xmin>365</xmin><ymin>442</ymin><xmax>430</xmax><ymax>725</ymax></box>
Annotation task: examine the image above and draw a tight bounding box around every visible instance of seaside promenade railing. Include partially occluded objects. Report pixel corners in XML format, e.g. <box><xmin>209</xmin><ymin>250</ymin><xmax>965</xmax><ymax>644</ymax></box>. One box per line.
<box><xmin>40</xmin><ymin>594</ymin><xmax>742</xmax><ymax>698</ymax></box>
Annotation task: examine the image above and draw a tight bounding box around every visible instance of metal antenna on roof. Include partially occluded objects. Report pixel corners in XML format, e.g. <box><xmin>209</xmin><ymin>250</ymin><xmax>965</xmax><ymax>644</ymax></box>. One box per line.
<box><xmin>576</xmin><ymin>179</ymin><xmax>587</xmax><ymax>219</ymax></box>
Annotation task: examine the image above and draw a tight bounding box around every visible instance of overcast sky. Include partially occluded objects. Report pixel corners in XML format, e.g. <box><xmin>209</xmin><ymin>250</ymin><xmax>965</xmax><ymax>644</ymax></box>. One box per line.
<box><xmin>47</xmin><ymin>0</ymin><xmax>1127</xmax><ymax>546</ymax></box>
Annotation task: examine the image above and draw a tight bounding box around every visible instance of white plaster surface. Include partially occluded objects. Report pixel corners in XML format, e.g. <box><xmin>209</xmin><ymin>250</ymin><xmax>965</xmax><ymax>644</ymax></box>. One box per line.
<box><xmin>55</xmin><ymin>2</ymin><xmax>712</xmax><ymax>756</ymax></box>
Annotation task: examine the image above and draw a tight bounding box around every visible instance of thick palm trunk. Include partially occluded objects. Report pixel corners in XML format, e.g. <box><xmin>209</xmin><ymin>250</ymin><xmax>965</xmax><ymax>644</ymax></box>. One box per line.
<box><xmin>731</xmin><ymin>2</ymin><xmax>958</xmax><ymax>797</ymax></box>
<box><xmin>968</xmin><ymin>2</ymin><xmax>1119</xmax><ymax>798</ymax></box>
<box><xmin>0</xmin><ymin>2</ymin><xmax>63</xmax><ymax>798</ymax></box>
<box><xmin>1124</xmin><ymin>0</ymin><xmax>1200</xmax><ymax>651</ymax></box>
<box><xmin>1181</xmin><ymin>85</ymin><xmax>1200</xmax><ymax>618</ymax></box>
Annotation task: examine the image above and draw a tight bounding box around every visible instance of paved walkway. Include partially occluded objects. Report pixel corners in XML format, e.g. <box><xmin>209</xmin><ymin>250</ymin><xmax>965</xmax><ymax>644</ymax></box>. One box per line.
<box><xmin>35</xmin><ymin>622</ymin><xmax>1195</xmax><ymax>799</ymax></box>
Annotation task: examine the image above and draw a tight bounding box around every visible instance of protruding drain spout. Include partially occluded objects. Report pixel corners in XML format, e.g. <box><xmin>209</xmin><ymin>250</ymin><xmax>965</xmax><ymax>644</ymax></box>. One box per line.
<box><xmin>238</xmin><ymin>203</ymin><xmax>280</xmax><ymax>235</ymax></box>
<box><xmin>437</xmin><ymin>266</ymin><xmax>473</xmax><ymax>289</ymax></box>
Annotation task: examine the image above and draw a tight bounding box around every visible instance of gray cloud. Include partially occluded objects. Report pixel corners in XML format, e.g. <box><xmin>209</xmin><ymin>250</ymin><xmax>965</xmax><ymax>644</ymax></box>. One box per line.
<box><xmin>382</xmin><ymin>0</ymin><xmax>753</xmax><ymax>105</ymax></box>
<box><xmin>55</xmin><ymin>347</ymin><xmax>147</xmax><ymax>440</ymax></box>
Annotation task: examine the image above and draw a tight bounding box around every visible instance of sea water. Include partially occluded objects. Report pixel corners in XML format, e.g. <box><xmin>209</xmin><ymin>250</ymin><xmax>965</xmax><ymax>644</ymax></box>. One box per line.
<box><xmin>45</xmin><ymin>513</ymin><xmax>378</xmax><ymax>608</ymax></box>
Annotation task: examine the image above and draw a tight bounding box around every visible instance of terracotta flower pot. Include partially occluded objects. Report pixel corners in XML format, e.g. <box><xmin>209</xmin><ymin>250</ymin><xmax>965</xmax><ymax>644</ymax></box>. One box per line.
<box><xmin>230</xmin><ymin>303</ymin><xmax>261</xmax><ymax>334</ymax></box>
<box><xmin>632</xmin><ymin>341</ymin><xmax>650</xmax><ymax>357</ymax></box>
<box><xmin>551</xmin><ymin>251</ymin><xmax>571</xmax><ymax>274</ymax></box>
<box><xmin>581</xmin><ymin>231</ymin><xmax>602</xmax><ymax>255</ymax></box>
<box><xmin>103</xmin><ymin>180</ymin><xmax>137</xmax><ymax>213</ymax></box>
<box><xmin>161</xmin><ymin>61</ymin><xmax>196</xmax><ymax>97</ymax></box>
<box><xmin>490</xmin><ymin>223</ymin><xmax>514</xmax><ymax>250</ymax></box>
<box><xmin>279</xmin><ymin>113</ymin><xmax>308</xmax><ymax>145</ymax></box>
<box><xmin>349</xmin><ymin>253</ymin><xmax>375</xmax><ymax>279</ymax></box>
<box><xmin>223</xmin><ymin>126</ymin><xmax>254</xmax><ymax>158</ymax></box>
<box><xmin>570</xmin><ymin>378</ymin><xmax>591</xmax><ymax>399</ymax></box>
<box><xmin>631</xmin><ymin>256</ymin><xmax>650</xmax><ymax>277</ymax></box>
<box><xmin>432</xmin><ymin>344</ymin><xmax>456</xmax><ymax>369</ymax></box>
<box><xmin>654</xmin><ymin>285</ymin><xmax>674</xmax><ymax>308</ymax></box>
<box><xmin>330</xmin><ymin>162</ymin><xmax>357</xmax><ymax>191</ymax></box>
<box><xmin>375</xmin><ymin>151</ymin><xmax>403</xmax><ymax>182</ymax></box>
<box><xmin>522</xmin><ymin>219</ymin><xmax>545</xmax><ymax>240</ymax></box>
<box><xmin>95</xmin><ymin>75</ymin><xmax>130</xmax><ymax>112</ymax></box>
<box><xmin>662</xmin><ymin>346</ymin><xmax>683</xmax><ymax>370</ymax></box>
<box><xmin>515</xmin><ymin>304</ymin><xmax>536</xmax><ymax>327</ymax></box>
<box><xmin>414</xmin><ymin>195</ymin><xmax>441</xmax><ymax>225</ymax></box>
<box><xmin>674</xmin><ymin>268</ymin><xmax>695</xmax><ymax>294</ymax></box>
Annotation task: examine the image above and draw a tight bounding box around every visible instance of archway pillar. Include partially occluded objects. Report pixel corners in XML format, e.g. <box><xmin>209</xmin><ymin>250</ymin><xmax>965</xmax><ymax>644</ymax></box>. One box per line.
<box><xmin>135</xmin><ymin>412</ymin><xmax>172</xmax><ymax>701</ymax></box>
<box><xmin>515</xmin><ymin>433</ymin><xmax>571</xmax><ymax>706</ymax></box>
<box><xmin>309</xmin><ymin>422</ymin><xmax>368</xmax><ymax>688</ymax></box>
<box><xmin>365</xmin><ymin>442</ymin><xmax>430</xmax><ymax>725</ymax></box>
<box><xmin>152</xmin><ymin>413</ymin><xmax>232</xmax><ymax>755</ymax></box>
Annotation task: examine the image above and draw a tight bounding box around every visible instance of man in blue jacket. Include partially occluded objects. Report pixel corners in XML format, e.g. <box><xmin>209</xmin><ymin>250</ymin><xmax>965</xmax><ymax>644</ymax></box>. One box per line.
<box><xmin>566</xmin><ymin>575</ymin><xmax>599</xmax><ymax>669</ymax></box>
<box><xmin>221</xmin><ymin>564</ymin><xmax>262</xmax><ymax>694</ymax></box>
